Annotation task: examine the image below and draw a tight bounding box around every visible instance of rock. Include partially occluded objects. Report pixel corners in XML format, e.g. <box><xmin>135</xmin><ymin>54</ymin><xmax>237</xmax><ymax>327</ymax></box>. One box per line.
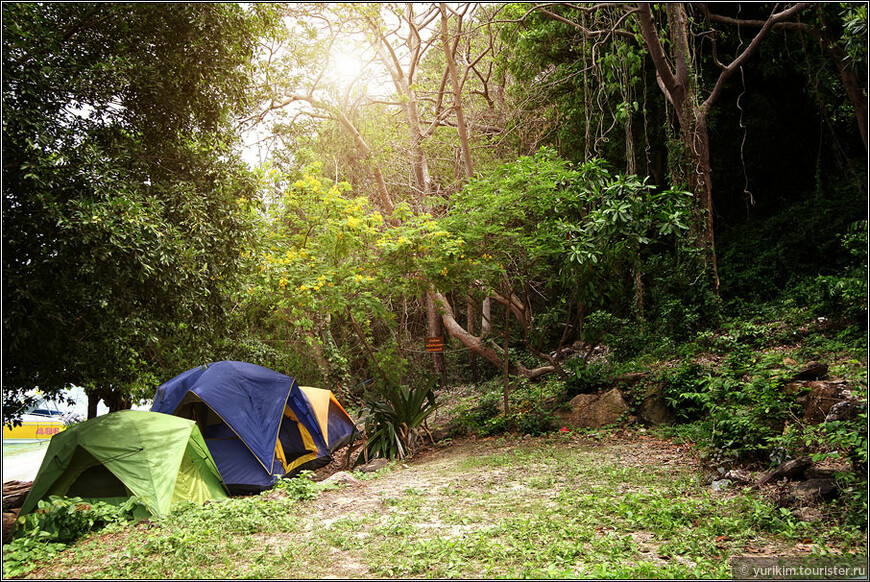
<box><xmin>803</xmin><ymin>382</ymin><xmax>843</xmax><ymax>424</ymax></box>
<box><xmin>756</xmin><ymin>456</ymin><xmax>812</xmax><ymax>487</ymax></box>
<box><xmin>259</xmin><ymin>488</ymin><xmax>289</xmax><ymax>502</ymax></box>
<box><xmin>431</xmin><ymin>426</ymin><xmax>453</xmax><ymax>441</ymax></box>
<box><xmin>711</xmin><ymin>479</ymin><xmax>732</xmax><ymax>492</ymax></box>
<box><xmin>574</xmin><ymin>389</ymin><xmax>630</xmax><ymax>429</ymax></box>
<box><xmin>825</xmin><ymin>399</ymin><xmax>859</xmax><ymax>423</ymax></box>
<box><xmin>554</xmin><ymin>393</ymin><xmax>598</xmax><ymax>426</ymax></box>
<box><xmin>569</xmin><ymin>393</ymin><xmax>600</xmax><ymax>412</ymax></box>
<box><xmin>724</xmin><ymin>469</ymin><xmax>752</xmax><ymax>484</ymax></box>
<box><xmin>796</xmin><ymin>381</ymin><xmax>853</xmax><ymax>424</ymax></box>
<box><xmin>791</xmin><ymin>362</ymin><xmax>828</xmax><ymax>382</ymax></box>
<box><xmin>321</xmin><ymin>471</ymin><xmax>361</xmax><ymax>487</ymax></box>
<box><xmin>805</xmin><ymin>466</ymin><xmax>840</xmax><ymax>480</ymax></box>
<box><xmin>636</xmin><ymin>383</ymin><xmax>675</xmax><ymax>426</ymax></box>
<box><xmin>793</xmin><ymin>507</ymin><xmax>823</xmax><ymax>522</ymax></box>
<box><xmin>356</xmin><ymin>458</ymin><xmax>390</xmax><ymax>474</ymax></box>
<box><xmin>794</xmin><ymin>478</ymin><xmax>839</xmax><ymax>502</ymax></box>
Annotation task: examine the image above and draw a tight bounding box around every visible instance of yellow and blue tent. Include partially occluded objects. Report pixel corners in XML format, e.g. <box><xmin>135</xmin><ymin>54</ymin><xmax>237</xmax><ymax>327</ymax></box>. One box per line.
<box><xmin>151</xmin><ymin>361</ymin><xmax>357</xmax><ymax>493</ymax></box>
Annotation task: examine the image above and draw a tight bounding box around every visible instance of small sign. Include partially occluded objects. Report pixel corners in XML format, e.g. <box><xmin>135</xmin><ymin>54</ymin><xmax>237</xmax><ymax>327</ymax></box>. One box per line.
<box><xmin>425</xmin><ymin>337</ymin><xmax>444</xmax><ymax>353</ymax></box>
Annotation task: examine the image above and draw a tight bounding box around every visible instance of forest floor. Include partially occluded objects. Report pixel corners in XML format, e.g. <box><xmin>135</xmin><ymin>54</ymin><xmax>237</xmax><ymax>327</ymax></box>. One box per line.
<box><xmin>20</xmin><ymin>426</ymin><xmax>867</xmax><ymax>579</ymax></box>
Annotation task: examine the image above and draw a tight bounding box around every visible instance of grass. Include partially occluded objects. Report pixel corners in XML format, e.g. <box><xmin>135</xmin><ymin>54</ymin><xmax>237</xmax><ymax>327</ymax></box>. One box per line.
<box><xmin>12</xmin><ymin>432</ymin><xmax>866</xmax><ymax>579</ymax></box>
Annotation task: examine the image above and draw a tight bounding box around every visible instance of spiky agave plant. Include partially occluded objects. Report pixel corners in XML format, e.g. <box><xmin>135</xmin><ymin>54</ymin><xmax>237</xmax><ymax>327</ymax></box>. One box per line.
<box><xmin>361</xmin><ymin>379</ymin><xmax>438</xmax><ymax>461</ymax></box>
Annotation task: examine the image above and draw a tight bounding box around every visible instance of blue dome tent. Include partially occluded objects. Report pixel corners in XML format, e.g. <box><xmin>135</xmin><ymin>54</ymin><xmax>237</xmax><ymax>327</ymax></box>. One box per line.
<box><xmin>151</xmin><ymin>361</ymin><xmax>357</xmax><ymax>493</ymax></box>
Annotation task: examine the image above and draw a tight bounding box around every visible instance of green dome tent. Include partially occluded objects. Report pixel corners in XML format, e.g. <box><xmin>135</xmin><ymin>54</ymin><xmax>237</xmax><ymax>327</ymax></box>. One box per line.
<box><xmin>20</xmin><ymin>410</ymin><xmax>228</xmax><ymax>518</ymax></box>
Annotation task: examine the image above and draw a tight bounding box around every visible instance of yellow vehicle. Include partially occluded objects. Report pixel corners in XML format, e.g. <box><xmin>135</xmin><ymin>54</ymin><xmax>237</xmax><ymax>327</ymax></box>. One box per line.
<box><xmin>3</xmin><ymin>407</ymin><xmax>68</xmax><ymax>442</ymax></box>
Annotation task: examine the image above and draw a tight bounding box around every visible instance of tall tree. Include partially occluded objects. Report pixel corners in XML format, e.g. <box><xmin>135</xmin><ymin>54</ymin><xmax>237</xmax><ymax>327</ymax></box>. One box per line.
<box><xmin>521</xmin><ymin>2</ymin><xmax>813</xmax><ymax>293</ymax></box>
<box><xmin>2</xmin><ymin>3</ymin><xmax>262</xmax><ymax>419</ymax></box>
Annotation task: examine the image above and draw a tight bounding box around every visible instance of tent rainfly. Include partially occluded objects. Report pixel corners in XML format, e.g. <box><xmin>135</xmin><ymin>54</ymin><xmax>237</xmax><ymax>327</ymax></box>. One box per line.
<box><xmin>151</xmin><ymin>361</ymin><xmax>357</xmax><ymax>493</ymax></box>
<box><xmin>20</xmin><ymin>410</ymin><xmax>228</xmax><ymax>518</ymax></box>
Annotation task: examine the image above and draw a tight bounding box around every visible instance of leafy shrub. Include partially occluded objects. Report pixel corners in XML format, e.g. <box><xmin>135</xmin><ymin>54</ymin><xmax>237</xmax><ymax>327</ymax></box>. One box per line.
<box><xmin>455</xmin><ymin>389</ymin><xmax>504</xmax><ymax>436</ymax></box>
<box><xmin>660</xmin><ymin>363</ymin><xmax>713</xmax><ymax>422</ymax></box>
<box><xmin>455</xmin><ymin>378</ymin><xmax>564</xmax><ymax>437</ymax></box>
<box><xmin>271</xmin><ymin>470</ymin><xmax>320</xmax><ymax>501</ymax></box>
<box><xmin>14</xmin><ymin>495</ymin><xmax>145</xmax><ymax>543</ymax></box>
<box><xmin>5</xmin><ymin>496</ymin><xmax>146</xmax><ymax>578</ymax></box>
<box><xmin>564</xmin><ymin>358</ymin><xmax>614</xmax><ymax>397</ymax></box>
<box><xmin>3</xmin><ymin>537</ymin><xmax>68</xmax><ymax>578</ymax></box>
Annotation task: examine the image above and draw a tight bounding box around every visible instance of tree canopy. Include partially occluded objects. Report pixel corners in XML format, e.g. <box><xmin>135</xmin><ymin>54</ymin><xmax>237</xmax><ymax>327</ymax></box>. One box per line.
<box><xmin>2</xmin><ymin>2</ymin><xmax>865</xmax><ymax>420</ymax></box>
<box><xmin>2</xmin><ymin>3</ymin><xmax>266</xmax><ymax>415</ymax></box>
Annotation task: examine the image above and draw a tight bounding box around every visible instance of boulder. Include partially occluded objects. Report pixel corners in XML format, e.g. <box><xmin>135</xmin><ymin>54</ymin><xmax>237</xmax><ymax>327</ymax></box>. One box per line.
<box><xmin>356</xmin><ymin>458</ymin><xmax>390</xmax><ymax>474</ymax></box>
<box><xmin>724</xmin><ymin>469</ymin><xmax>753</xmax><ymax>484</ymax></box>
<box><xmin>574</xmin><ymin>389</ymin><xmax>630</xmax><ymax>429</ymax></box>
<box><xmin>321</xmin><ymin>471</ymin><xmax>362</xmax><ymax>487</ymax></box>
<box><xmin>636</xmin><ymin>383</ymin><xmax>675</xmax><ymax>426</ymax></box>
<box><xmin>802</xmin><ymin>382</ymin><xmax>844</xmax><ymax>424</ymax></box>
<box><xmin>825</xmin><ymin>399</ymin><xmax>859</xmax><ymax>423</ymax></box>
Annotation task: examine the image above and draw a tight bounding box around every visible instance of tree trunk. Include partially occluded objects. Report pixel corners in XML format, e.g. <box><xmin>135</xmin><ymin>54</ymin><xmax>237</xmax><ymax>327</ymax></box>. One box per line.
<box><xmin>426</xmin><ymin>294</ymin><xmax>446</xmax><ymax>378</ymax></box>
<box><xmin>503</xmin><ymin>301</ymin><xmax>510</xmax><ymax>415</ymax></box>
<box><xmin>465</xmin><ymin>294</ymin><xmax>478</xmax><ymax>379</ymax></box>
<box><xmin>481</xmin><ymin>296</ymin><xmax>492</xmax><ymax>337</ymax></box>
<box><xmin>428</xmin><ymin>289</ymin><xmax>555</xmax><ymax>379</ymax></box>
<box><xmin>440</xmin><ymin>3</ymin><xmax>474</xmax><ymax>179</ymax></box>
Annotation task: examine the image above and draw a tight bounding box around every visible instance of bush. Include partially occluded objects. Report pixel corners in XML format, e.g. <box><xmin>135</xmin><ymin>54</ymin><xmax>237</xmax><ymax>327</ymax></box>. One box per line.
<box><xmin>271</xmin><ymin>470</ymin><xmax>320</xmax><ymax>501</ymax></box>
<box><xmin>14</xmin><ymin>496</ymin><xmax>145</xmax><ymax>543</ymax></box>
<box><xmin>564</xmin><ymin>358</ymin><xmax>614</xmax><ymax>397</ymax></box>
<box><xmin>660</xmin><ymin>362</ymin><xmax>713</xmax><ymax>422</ymax></box>
<box><xmin>5</xmin><ymin>496</ymin><xmax>146</xmax><ymax>578</ymax></box>
<box><xmin>455</xmin><ymin>378</ymin><xmax>564</xmax><ymax>437</ymax></box>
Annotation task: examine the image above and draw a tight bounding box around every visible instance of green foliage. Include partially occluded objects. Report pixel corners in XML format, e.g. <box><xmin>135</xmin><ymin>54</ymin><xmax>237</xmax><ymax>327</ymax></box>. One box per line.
<box><xmin>2</xmin><ymin>537</ymin><xmax>68</xmax><ymax>579</ymax></box>
<box><xmin>840</xmin><ymin>3</ymin><xmax>868</xmax><ymax>67</ymax></box>
<box><xmin>270</xmin><ymin>471</ymin><xmax>320</xmax><ymax>501</ymax></box>
<box><xmin>660</xmin><ymin>362</ymin><xmax>713</xmax><ymax>422</ymax></box>
<box><xmin>5</xmin><ymin>495</ymin><xmax>145</xmax><ymax>578</ymax></box>
<box><xmin>718</xmin><ymin>182</ymin><xmax>865</xmax><ymax>306</ymax></box>
<box><xmin>14</xmin><ymin>496</ymin><xmax>146</xmax><ymax>544</ymax></box>
<box><xmin>455</xmin><ymin>389</ymin><xmax>505</xmax><ymax>436</ymax></box>
<box><xmin>3</xmin><ymin>3</ymin><xmax>264</xmax><ymax>415</ymax></box>
<box><xmin>564</xmin><ymin>358</ymin><xmax>615</xmax><ymax>397</ymax></box>
<box><xmin>361</xmin><ymin>378</ymin><xmax>439</xmax><ymax>460</ymax></box>
<box><xmin>455</xmin><ymin>378</ymin><xmax>565</xmax><ymax>437</ymax></box>
<box><xmin>787</xmin><ymin>220</ymin><xmax>868</xmax><ymax>322</ymax></box>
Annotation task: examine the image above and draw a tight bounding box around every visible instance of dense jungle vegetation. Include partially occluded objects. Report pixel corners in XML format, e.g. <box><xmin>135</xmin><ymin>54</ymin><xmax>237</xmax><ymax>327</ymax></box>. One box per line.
<box><xmin>2</xmin><ymin>2</ymin><xmax>867</xmax><ymax>576</ymax></box>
